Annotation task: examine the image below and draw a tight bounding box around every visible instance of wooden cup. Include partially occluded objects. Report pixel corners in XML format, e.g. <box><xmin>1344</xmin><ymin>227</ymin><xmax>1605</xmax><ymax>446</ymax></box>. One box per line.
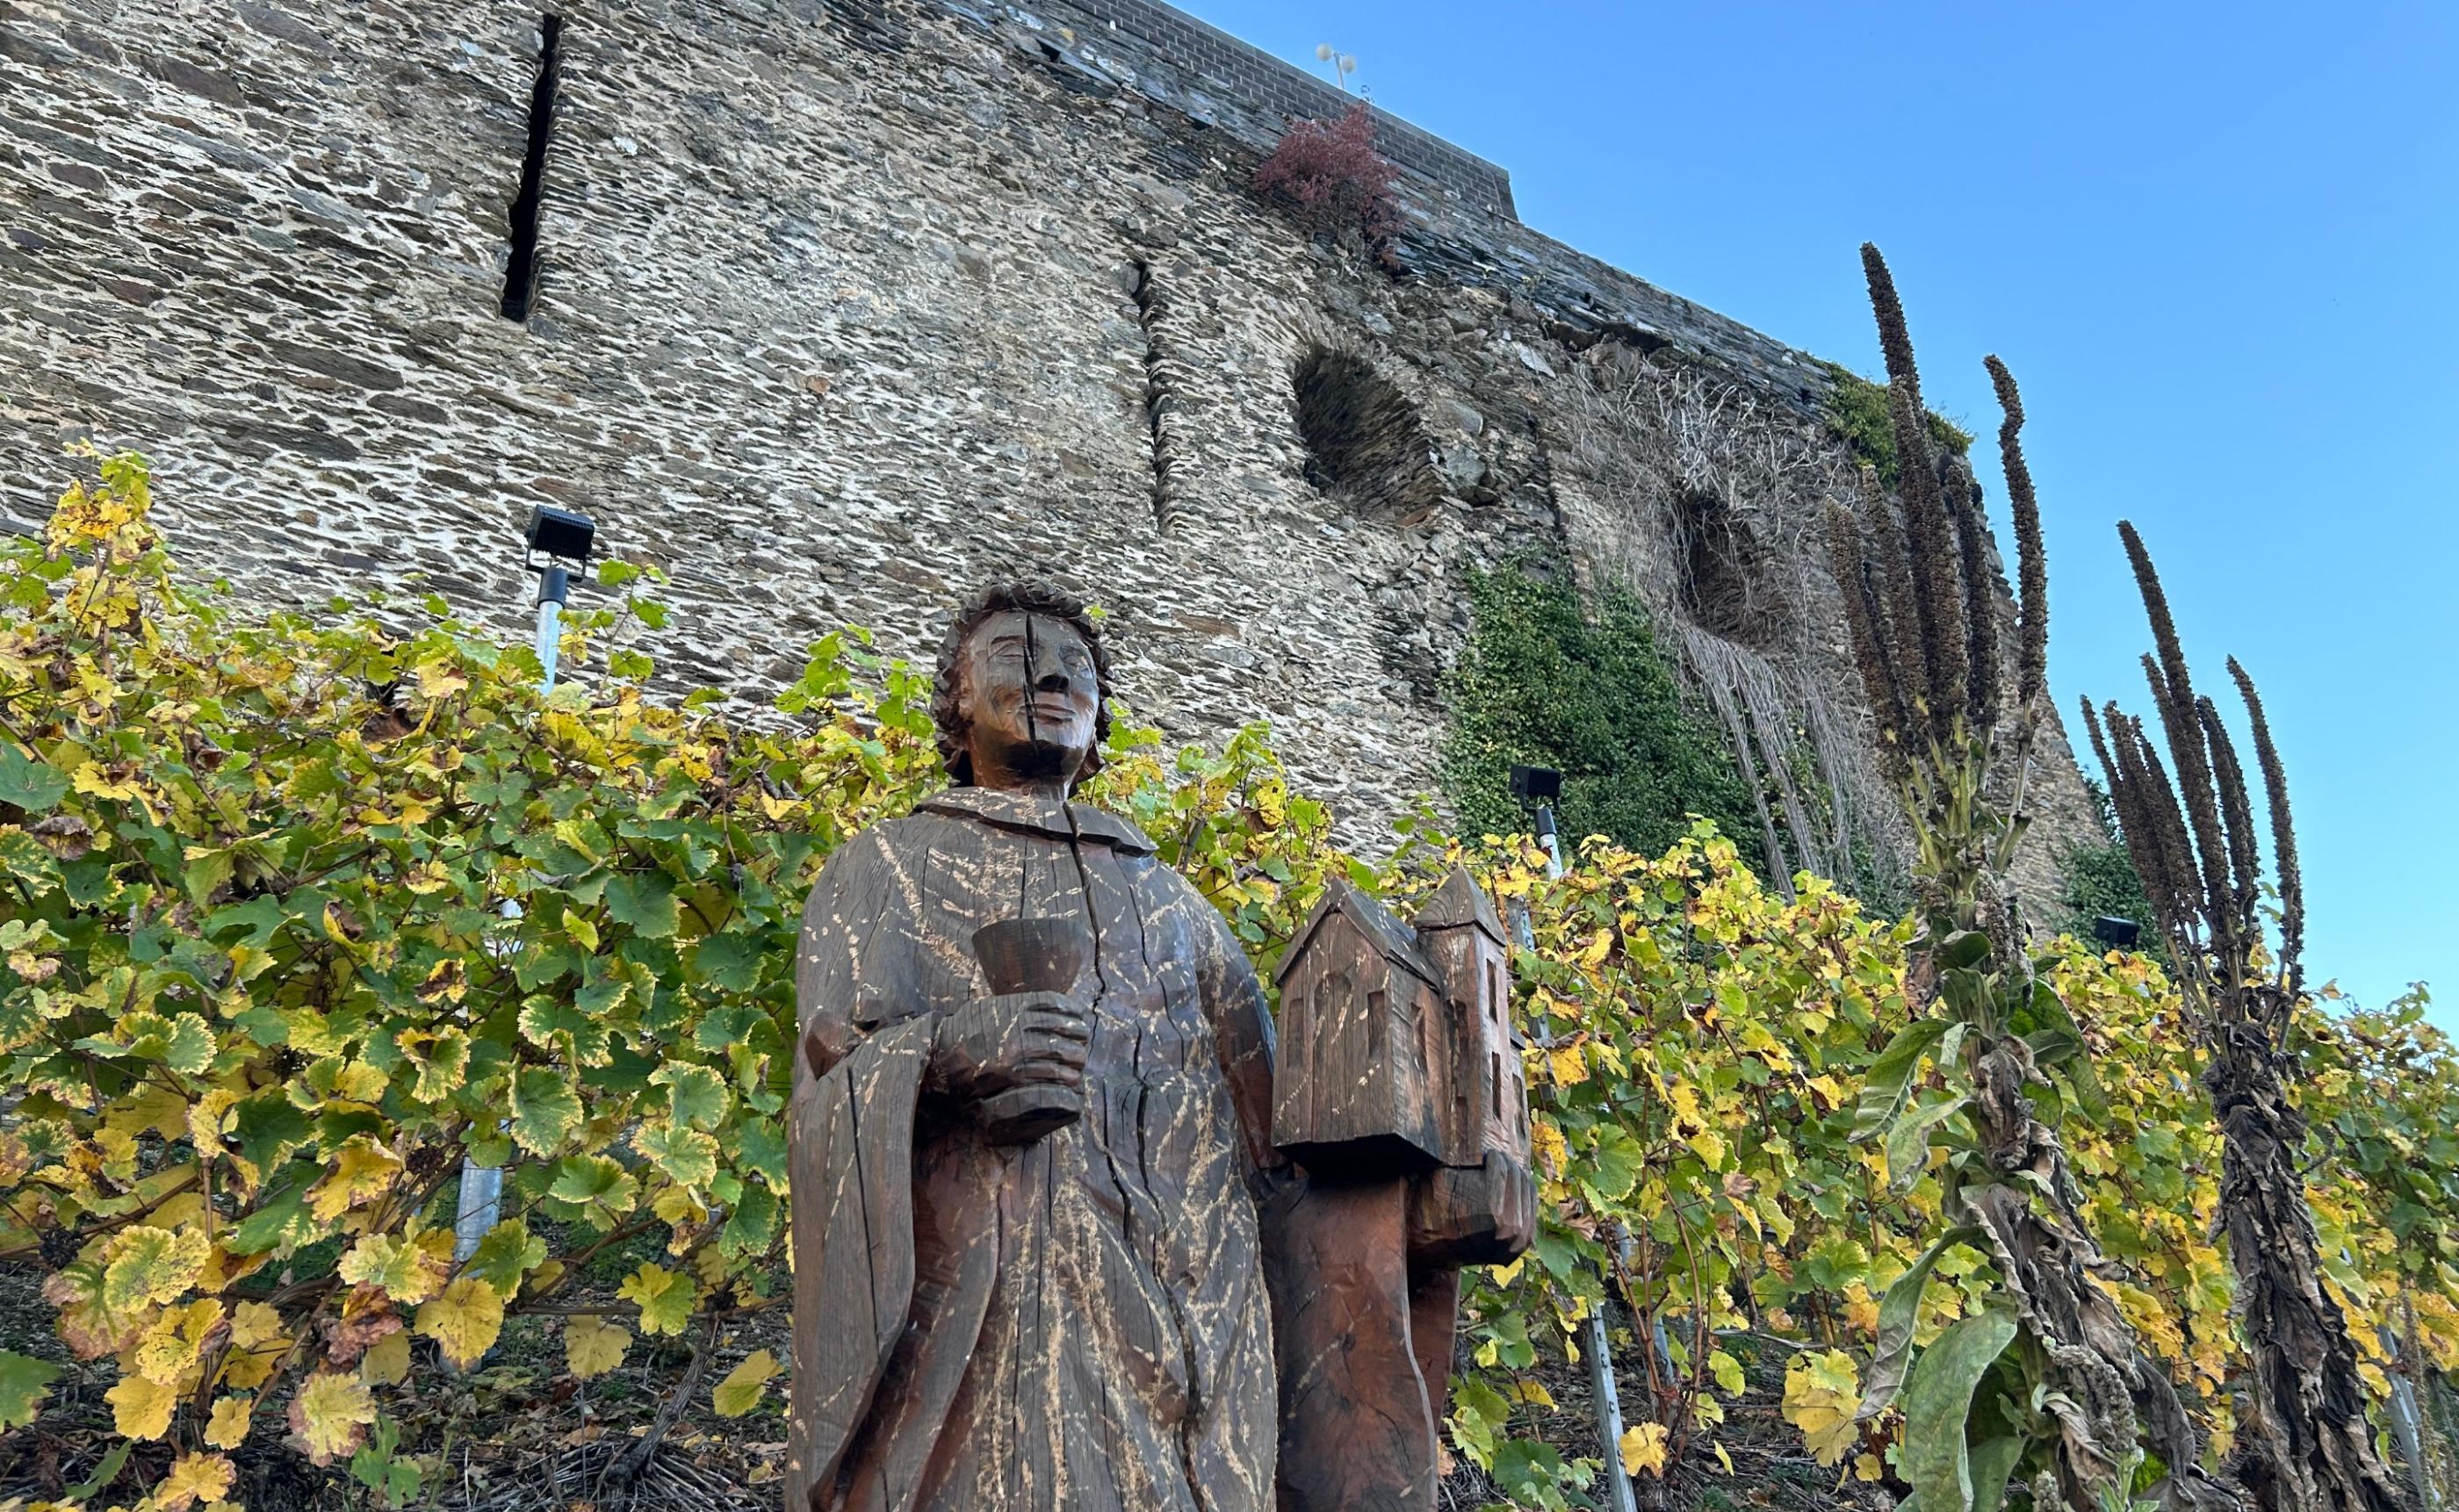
<box><xmin>970</xmin><ymin>917</ymin><xmax>1093</xmax><ymax>1144</ymax></box>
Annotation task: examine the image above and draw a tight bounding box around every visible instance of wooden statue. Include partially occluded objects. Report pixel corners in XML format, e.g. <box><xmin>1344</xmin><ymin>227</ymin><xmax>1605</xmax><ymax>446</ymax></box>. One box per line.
<box><xmin>786</xmin><ymin>581</ymin><xmax>1532</xmax><ymax>1512</ymax></box>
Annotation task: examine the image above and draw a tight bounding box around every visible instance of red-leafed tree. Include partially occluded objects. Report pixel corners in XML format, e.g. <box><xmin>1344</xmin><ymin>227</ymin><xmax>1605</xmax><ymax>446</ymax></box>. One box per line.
<box><xmin>1252</xmin><ymin>104</ymin><xmax>1402</xmax><ymax>268</ymax></box>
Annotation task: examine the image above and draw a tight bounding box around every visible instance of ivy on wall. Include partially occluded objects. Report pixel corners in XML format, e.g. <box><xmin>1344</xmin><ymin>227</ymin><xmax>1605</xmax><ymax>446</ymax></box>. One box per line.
<box><xmin>1439</xmin><ymin>565</ymin><xmax>1758</xmax><ymax>858</ymax></box>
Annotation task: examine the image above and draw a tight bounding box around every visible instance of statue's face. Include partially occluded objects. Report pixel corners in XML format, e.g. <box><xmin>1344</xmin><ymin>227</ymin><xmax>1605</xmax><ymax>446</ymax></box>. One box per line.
<box><xmin>957</xmin><ymin>609</ymin><xmax>1100</xmax><ymax>790</ymax></box>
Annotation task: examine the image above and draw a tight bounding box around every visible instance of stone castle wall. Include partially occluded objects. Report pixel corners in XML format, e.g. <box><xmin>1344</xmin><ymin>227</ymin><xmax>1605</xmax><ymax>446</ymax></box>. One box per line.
<box><xmin>0</xmin><ymin>0</ymin><xmax>2100</xmax><ymax>902</ymax></box>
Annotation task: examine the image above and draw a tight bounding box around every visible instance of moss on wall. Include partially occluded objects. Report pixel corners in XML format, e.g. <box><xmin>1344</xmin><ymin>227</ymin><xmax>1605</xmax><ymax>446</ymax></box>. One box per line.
<box><xmin>1822</xmin><ymin>363</ymin><xmax>1974</xmax><ymax>488</ymax></box>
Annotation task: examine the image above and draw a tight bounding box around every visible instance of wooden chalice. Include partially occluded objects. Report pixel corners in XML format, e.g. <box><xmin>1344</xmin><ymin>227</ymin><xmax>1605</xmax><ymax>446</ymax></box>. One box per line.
<box><xmin>970</xmin><ymin>916</ymin><xmax>1093</xmax><ymax>1145</ymax></box>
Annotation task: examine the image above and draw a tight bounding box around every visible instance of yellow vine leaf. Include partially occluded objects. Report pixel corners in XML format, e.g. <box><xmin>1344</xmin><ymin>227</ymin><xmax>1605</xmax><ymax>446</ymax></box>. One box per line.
<box><xmin>107</xmin><ymin>1372</ymin><xmax>177</xmax><ymax>1439</ymax></box>
<box><xmin>415</xmin><ymin>1278</ymin><xmax>506</xmax><ymax>1369</ymax></box>
<box><xmin>1666</xmin><ymin>1080</ymin><xmax>1706</xmax><ymax>1134</ymax></box>
<box><xmin>155</xmin><ymin>1451</ymin><xmax>237</xmax><ymax>1511</ymax></box>
<box><xmin>566</xmin><ymin>1314</ymin><xmax>632</xmax><ymax>1379</ymax></box>
<box><xmin>98</xmin><ymin>1225</ymin><xmax>211</xmax><ymax>1314</ymax></box>
<box><xmin>1507</xmin><ymin>1378</ymin><xmax>1556</xmax><ymax>1408</ymax></box>
<box><xmin>1780</xmin><ymin>1349</ymin><xmax>1863</xmax><ymax>1466</ymax></box>
<box><xmin>307</xmin><ymin>1137</ymin><xmax>404</xmax><ymax>1224</ymax></box>
<box><xmin>1709</xmin><ymin>1350</ymin><xmax>1748</xmax><ymax>1396</ymax></box>
<box><xmin>360</xmin><ymin>1328</ymin><xmax>412</xmax><ymax>1386</ymax></box>
<box><xmin>712</xmin><ymin>1349</ymin><xmax>781</xmax><ymax>1417</ymax></box>
<box><xmin>216</xmin><ymin>1300</ymin><xmax>289</xmax><ymax>1392</ymax></box>
<box><xmin>133</xmin><ymin>1297</ymin><xmax>224</xmax><ymax>1386</ymax></box>
<box><xmin>204</xmin><ymin>1393</ymin><xmax>252</xmax><ymax>1450</ymax></box>
<box><xmin>617</xmin><ymin>1263</ymin><xmax>698</xmax><ymax>1337</ymax></box>
<box><xmin>287</xmin><ymin>1370</ymin><xmax>376</xmax><ymax>1465</ymax></box>
<box><xmin>653</xmin><ymin>1184</ymin><xmax>710</xmax><ymax>1228</ymax></box>
<box><xmin>105</xmin><ymin>1083</ymin><xmax>190</xmax><ymax>1142</ymax></box>
<box><xmin>337</xmin><ymin>1228</ymin><xmax>450</xmax><ymax>1307</ymax></box>
<box><xmin>1529</xmin><ymin>1118</ymin><xmax>1568</xmax><ymax>1177</ymax></box>
<box><xmin>1619</xmin><ymin>1421</ymin><xmax>1670</xmax><ymax>1477</ymax></box>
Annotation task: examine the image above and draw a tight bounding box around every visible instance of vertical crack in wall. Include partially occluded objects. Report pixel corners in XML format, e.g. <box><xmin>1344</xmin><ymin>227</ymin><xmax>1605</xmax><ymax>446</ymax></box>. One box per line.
<box><xmin>1129</xmin><ymin>259</ymin><xmax>1182</xmax><ymax>533</ymax></box>
<box><xmin>500</xmin><ymin>14</ymin><xmax>565</xmax><ymax>322</ymax></box>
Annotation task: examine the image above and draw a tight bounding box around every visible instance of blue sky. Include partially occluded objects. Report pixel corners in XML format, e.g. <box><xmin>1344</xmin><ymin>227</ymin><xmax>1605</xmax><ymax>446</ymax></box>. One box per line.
<box><xmin>1188</xmin><ymin>0</ymin><xmax>2458</xmax><ymax>1020</ymax></box>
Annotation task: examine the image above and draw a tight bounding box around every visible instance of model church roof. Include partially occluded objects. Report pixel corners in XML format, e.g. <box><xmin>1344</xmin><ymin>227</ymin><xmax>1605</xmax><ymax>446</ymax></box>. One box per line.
<box><xmin>1275</xmin><ymin>878</ymin><xmax>1441</xmax><ymax>990</ymax></box>
<box><xmin>1413</xmin><ymin>868</ymin><xmax>1505</xmax><ymax>943</ymax></box>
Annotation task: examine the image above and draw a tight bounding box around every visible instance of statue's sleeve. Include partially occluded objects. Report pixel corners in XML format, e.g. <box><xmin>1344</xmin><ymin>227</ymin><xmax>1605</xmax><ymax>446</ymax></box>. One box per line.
<box><xmin>785</xmin><ymin>831</ymin><xmax>936</xmax><ymax>1512</ymax></box>
<box><xmin>1195</xmin><ymin>900</ymin><xmax>1290</xmax><ymax>1179</ymax></box>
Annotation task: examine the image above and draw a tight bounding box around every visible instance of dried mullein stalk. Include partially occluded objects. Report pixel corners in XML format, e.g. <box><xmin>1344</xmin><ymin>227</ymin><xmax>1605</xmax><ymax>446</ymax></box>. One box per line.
<box><xmin>1987</xmin><ymin>356</ymin><xmax>2047</xmax><ymax>715</ymax></box>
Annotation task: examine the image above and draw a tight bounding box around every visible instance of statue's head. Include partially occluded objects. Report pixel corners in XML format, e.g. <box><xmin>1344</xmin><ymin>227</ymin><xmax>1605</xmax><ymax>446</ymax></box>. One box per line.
<box><xmin>933</xmin><ymin>580</ymin><xmax>1114</xmax><ymax>795</ymax></box>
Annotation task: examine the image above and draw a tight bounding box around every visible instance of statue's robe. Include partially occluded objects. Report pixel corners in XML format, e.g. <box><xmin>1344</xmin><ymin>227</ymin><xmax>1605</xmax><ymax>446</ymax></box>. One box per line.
<box><xmin>785</xmin><ymin>787</ymin><xmax>1288</xmax><ymax>1512</ymax></box>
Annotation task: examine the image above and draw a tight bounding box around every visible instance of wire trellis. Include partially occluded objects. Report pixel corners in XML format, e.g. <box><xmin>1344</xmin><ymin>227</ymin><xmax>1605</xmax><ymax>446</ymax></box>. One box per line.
<box><xmin>443</xmin><ymin>1439</ymin><xmax>771</xmax><ymax>1512</ymax></box>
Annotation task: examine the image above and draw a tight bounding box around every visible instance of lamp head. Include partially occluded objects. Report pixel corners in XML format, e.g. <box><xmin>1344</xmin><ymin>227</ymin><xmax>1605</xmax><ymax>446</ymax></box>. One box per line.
<box><xmin>1508</xmin><ymin>765</ymin><xmax>1562</xmax><ymax>806</ymax></box>
<box><xmin>523</xmin><ymin>505</ymin><xmax>595</xmax><ymax>573</ymax></box>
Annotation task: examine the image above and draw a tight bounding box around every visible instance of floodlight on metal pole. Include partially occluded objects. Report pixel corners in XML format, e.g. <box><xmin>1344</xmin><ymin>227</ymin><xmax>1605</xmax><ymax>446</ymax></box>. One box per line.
<box><xmin>1510</xmin><ymin>767</ymin><xmax>1638</xmax><ymax>1512</ymax></box>
<box><xmin>452</xmin><ymin>505</ymin><xmax>596</xmax><ymax>1265</ymax></box>
<box><xmin>2089</xmin><ymin>916</ymin><xmax>2141</xmax><ymax>949</ymax></box>
<box><xmin>523</xmin><ymin>504</ymin><xmax>595</xmax><ymax>694</ymax></box>
<box><xmin>1509</xmin><ymin>765</ymin><xmax>1564</xmax><ymax>880</ymax></box>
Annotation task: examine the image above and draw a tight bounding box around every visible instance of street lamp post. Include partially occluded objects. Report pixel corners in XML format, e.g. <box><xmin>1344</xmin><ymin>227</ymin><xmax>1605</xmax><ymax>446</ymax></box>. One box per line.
<box><xmin>451</xmin><ymin>506</ymin><xmax>595</xmax><ymax>1265</ymax></box>
<box><xmin>1511</xmin><ymin>767</ymin><xmax>1639</xmax><ymax>1512</ymax></box>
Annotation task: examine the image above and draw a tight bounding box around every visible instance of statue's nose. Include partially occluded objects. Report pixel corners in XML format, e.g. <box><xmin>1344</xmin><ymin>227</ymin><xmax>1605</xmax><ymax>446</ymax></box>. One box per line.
<box><xmin>1035</xmin><ymin>666</ymin><xmax>1072</xmax><ymax>694</ymax></box>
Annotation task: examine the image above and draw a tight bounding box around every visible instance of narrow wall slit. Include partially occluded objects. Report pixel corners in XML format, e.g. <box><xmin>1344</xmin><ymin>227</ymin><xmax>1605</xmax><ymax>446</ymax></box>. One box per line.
<box><xmin>1129</xmin><ymin>259</ymin><xmax>1180</xmax><ymax>532</ymax></box>
<box><xmin>500</xmin><ymin>14</ymin><xmax>565</xmax><ymax>322</ymax></box>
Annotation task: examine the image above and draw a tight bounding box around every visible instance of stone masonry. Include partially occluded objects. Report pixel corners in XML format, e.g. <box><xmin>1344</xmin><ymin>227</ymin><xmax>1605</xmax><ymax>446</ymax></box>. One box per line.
<box><xmin>0</xmin><ymin>0</ymin><xmax>2098</xmax><ymax>900</ymax></box>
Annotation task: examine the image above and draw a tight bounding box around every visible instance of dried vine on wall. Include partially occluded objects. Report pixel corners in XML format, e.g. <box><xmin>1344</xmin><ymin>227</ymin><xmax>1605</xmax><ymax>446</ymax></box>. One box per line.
<box><xmin>1556</xmin><ymin>345</ymin><xmax>1907</xmax><ymax>906</ymax></box>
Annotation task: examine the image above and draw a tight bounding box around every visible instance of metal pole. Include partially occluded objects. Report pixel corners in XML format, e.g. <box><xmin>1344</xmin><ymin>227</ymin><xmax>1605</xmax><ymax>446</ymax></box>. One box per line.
<box><xmin>1533</xmin><ymin>805</ymin><xmax>1639</xmax><ymax>1512</ymax></box>
<box><xmin>2389</xmin><ymin>1317</ymin><xmax>2439</xmax><ymax>1512</ymax></box>
<box><xmin>451</xmin><ymin>565</ymin><xmax>570</xmax><ymax>1264</ymax></box>
<box><xmin>532</xmin><ymin>564</ymin><xmax>567</xmax><ymax>691</ymax></box>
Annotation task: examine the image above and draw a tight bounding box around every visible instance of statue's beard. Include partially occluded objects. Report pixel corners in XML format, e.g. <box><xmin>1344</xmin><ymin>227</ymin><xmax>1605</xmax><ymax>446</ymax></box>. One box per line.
<box><xmin>975</xmin><ymin>729</ymin><xmax>1085</xmax><ymax>788</ymax></box>
<box><xmin>1009</xmin><ymin>737</ymin><xmax>1079</xmax><ymax>781</ymax></box>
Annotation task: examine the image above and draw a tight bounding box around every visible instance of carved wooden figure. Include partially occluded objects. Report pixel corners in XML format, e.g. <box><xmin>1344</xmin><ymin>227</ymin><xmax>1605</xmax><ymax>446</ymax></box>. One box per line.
<box><xmin>786</xmin><ymin>580</ymin><xmax>1532</xmax><ymax>1512</ymax></box>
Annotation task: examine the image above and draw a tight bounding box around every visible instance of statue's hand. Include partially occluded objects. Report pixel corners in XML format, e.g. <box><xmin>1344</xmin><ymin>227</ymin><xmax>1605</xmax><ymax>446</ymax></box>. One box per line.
<box><xmin>928</xmin><ymin>991</ymin><xmax>1091</xmax><ymax>1105</ymax></box>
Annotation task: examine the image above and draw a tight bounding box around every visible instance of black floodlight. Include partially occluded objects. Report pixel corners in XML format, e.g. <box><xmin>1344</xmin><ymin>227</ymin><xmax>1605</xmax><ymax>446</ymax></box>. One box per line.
<box><xmin>2090</xmin><ymin>916</ymin><xmax>2142</xmax><ymax>948</ymax></box>
<box><xmin>1509</xmin><ymin>765</ymin><xmax>1563</xmax><ymax>805</ymax></box>
<box><xmin>523</xmin><ymin>504</ymin><xmax>595</xmax><ymax>573</ymax></box>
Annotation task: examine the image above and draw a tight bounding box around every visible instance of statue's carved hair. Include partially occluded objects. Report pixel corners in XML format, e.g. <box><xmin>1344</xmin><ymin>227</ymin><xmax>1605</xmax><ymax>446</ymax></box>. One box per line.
<box><xmin>933</xmin><ymin>580</ymin><xmax>1114</xmax><ymax>788</ymax></box>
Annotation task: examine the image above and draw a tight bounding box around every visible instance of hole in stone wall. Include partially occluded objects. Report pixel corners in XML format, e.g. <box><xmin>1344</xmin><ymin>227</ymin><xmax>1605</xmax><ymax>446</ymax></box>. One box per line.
<box><xmin>1292</xmin><ymin>348</ymin><xmax>1435</xmax><ymax>510</ymax></box>
<box><xmin>1674</xmin><ymin>488</ymin><xmax>1786</xmax><ymax>650</ymax></box>
<box><xmin>499</xmin><ymin>14</ymin><xmax>565</xmax><ymax>322</ymax></box>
